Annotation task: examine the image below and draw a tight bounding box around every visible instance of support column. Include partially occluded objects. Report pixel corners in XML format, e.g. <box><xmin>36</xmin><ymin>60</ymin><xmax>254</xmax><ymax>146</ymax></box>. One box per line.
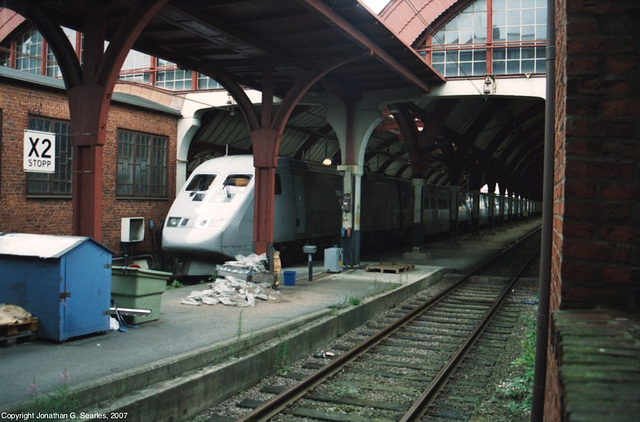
<box><xmin>497</xmin><ymin>191</ymin><xmax>506</xmax><ymax>230</ymax></box>
<box><xmin>449</xmin><ymin>185</ymin><xmax>460</xmax><ymax>243</ymax></box>
<box><xmin>412</xmin><ymin>178</ymin><xmax>425</xmax><ymax>253</ymax></box>
<box><xmin>488</xmin><ymin>191</ymin><xmax>496</xmax><ymax>232</ymax></box>
<box><xmin>250</xmin><ymin>128</ymin><xmax>279</xmax><ymax>256</ymax></box>
<box><xmin>72</xmin><ymin>144</ymin><xmax>104</xmax><ymax>240</ymax></box>
<box><xmin>338</xmin><ymin>164</ymin><xmax>363</xmax><ymax>267</ymax></box>
<box><xmin>68</xmin><ymin>84</ymin><xmax>110</xmax><ymax>242</ymax></box>
<box><xmin>472</xmin><ymin>189</ymin><xmax>481</xmax><ymax>237</ymax></box>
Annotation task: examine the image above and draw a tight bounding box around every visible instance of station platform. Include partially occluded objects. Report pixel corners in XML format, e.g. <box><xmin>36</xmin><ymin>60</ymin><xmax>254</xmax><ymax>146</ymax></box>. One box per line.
<box><xmin>0</xmin><ymin>220</ymin><xmax>541</xmax><ymax>417</ymax></box>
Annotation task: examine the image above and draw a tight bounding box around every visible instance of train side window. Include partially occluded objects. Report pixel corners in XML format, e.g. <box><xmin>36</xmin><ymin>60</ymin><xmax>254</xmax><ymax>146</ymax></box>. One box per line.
<box><xmin>186</xmin><ymin>174</ymin><xmax>216</xmax><ymax>192</ymax></box>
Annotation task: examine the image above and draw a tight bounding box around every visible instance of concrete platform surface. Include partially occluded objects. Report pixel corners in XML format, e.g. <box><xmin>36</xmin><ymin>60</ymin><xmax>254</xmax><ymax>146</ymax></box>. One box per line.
<box><xmin>0</xmin><ymin>220</ymin><xmax>541</xmax><ymax>414</ymax></box>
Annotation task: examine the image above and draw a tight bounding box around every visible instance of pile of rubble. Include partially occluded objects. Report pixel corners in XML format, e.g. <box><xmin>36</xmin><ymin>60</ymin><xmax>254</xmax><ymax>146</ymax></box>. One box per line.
<box><xmin>180</xmin><ymin>254</ymin><xmax>279</xmax><ymax>307</ymax></box>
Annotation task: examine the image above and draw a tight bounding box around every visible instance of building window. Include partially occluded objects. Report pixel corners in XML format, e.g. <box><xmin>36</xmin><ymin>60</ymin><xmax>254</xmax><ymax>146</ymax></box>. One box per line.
<box><xmin>197</xmin><ymin>73</ymin><xmax>223</xmax><ymax>90</ymax></box>
<box><xmin>117</xmin><ymin>130</ymin><xmax>168</xmax><ymax>198</ymax></box>
<box><xmin>430</xmin><ymin>0</ymin><xmax>488</xmax><ymax>77</ymax></box>
<box><xmin>16</xmin><ymin>28</ymin><xmax>43</xmax><ymax>74</ymax></box>
<box><xmin>3</xmin><ymin>25</ymin><xmax>222</xmax><ymax>91</ymax></box>
<box><xmin>120</xmin><ymin>50</ymin><xmax>152</xmax><ymax>84</ymax></box>
<box><xmin>492</xmin><ymin>0</ymin><xmax>547</xmax><ymax>75</ymax></box>
<box><xmin>422</xmin><ymin>0</ymin><xmax>546</xmax><ymax>77</ymax></box>
<box><xmin>156</xmin><ymin>58</ymin><xmax>192</xmax><ymax>91</ymax></box>
<box><xmin>26</xmin><ymin>116</ymin><xmax>73</xmax><ymax>197</ymax></box>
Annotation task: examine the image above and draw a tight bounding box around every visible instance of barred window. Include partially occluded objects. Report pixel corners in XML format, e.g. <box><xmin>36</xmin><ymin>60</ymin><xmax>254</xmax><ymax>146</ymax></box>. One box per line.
<box><xmin>117</xmin><ymin>130</ymin><xmax>168</xmax><ymax>198</ymax></box>
<box><xmin>26</xmin><ymin>117</ymin><xmax>73</xmax><ymax>197</ymax></box>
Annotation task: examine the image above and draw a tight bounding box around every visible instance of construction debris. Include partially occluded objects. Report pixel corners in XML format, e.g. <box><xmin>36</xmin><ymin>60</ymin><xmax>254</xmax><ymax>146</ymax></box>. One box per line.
<box><xmin>181</xmin><ymin>253</ymin><xmax>279</xmax><ymax>307</ymax></box>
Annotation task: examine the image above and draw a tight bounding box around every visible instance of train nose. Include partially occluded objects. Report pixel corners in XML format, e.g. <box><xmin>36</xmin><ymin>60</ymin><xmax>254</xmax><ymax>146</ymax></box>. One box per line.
<box><xmin>162</xmin><ymin>226</ymin><xmax>223</xmax><ymax>255</ymax></box>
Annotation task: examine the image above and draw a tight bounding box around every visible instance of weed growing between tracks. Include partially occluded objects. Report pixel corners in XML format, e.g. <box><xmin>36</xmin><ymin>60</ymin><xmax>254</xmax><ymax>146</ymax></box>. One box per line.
<box><xmin>470</xmin><ymin>279</ymin><xmax>538</xmax><ymax>422</ymax></box>
<box><xmin>274</xmin><ymin>339</ymin><xmax>291</xmax><ymax>376</ymax></box>
<box><xmin>475</xmin><ymin>312</ymin><xmax>536</xmax><ymax>421</ymax></box>
<box><xmin>496</xmin><ymin>314</ymin><xmax>536</xmax><ymax>417</ymax></box>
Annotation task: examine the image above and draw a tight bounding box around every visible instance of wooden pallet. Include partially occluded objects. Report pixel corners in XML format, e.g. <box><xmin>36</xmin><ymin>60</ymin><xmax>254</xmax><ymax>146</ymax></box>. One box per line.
<box><xmin>0</xmin><ymin>317</ymin><xmax>38</xmax><ymax>347</ymax></box>
<box><xmin>365</xmin><ymin>262</ymin><xmax>415</xmax><ymax>274</ymax></box>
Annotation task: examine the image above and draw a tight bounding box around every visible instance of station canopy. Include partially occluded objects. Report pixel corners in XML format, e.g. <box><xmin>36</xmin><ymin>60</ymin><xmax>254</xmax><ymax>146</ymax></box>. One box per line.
<box><xmin>8</xmin><ymin>0</ymin><xmax>544</xmax><ymax>198</ymax></box>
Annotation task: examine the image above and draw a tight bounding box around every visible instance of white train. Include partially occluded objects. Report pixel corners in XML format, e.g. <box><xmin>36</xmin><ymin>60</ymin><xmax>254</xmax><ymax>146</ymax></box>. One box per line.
<box><xmin>161</xmin><ymin>154</ymin><xmax>536</xmax><ymax>275</ymax></box>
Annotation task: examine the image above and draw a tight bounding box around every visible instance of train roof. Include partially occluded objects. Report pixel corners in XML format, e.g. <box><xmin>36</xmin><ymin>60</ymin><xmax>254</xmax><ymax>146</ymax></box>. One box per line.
<box><xmin>191</xmin><ymin>154</ymin><xmax>414</xmax><ymax>184</ymax></box>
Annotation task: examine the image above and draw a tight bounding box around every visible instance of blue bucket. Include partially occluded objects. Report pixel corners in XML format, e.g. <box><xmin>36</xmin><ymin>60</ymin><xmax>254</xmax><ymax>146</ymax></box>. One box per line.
<box><xmin>283</xmin><ymin>270</ymin><xmax>296</xmax><ymax>286</ymax></box>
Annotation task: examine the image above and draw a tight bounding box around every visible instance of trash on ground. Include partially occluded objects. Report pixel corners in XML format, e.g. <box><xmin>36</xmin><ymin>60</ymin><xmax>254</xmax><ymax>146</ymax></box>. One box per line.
<box><xmin>181</xmin><ymin>254</ymin><xmax>279</xmax><ymax>307</ymax></box>
<box><xmin>313</xmin><ymin>351</ymin><xmax>335</xmax><ymax>359</ymax></box>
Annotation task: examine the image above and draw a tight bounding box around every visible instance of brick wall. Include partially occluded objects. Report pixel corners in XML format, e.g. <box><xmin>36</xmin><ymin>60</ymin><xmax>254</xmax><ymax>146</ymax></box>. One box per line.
<box><xmin>554</xmin><ymin>0</ymin><xmax>640</xmax><ymax>311</ymax></box>
<box><xmin>0</xmin><ymin>79</ymin><xmax>178</xmax><ymax>257</ymax></box>
<box><xmin>546</xmin><ymin>0</ymin><xmax>639</xmax><ymax>419</ymax></box>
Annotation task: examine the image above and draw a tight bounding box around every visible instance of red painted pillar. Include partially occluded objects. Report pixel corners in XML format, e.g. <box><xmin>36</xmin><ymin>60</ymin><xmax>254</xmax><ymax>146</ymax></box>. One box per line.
<box><xmin>68</xmin><ymin>84</ymin><xmax>110</xmax><ymax>242</ymax></box>
<box><xmin>72</xmin><ymin>144</ymin><xmax>104</xmax><ymax>240</ymax></box>
<box><xmin>251</xmin><ymin>128</ymin><xmax>279</xmax><ymax>255</ymax></box>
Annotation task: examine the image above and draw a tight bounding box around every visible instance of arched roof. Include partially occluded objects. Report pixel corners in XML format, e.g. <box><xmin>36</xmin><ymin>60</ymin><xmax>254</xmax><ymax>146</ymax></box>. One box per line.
<box><xmin>2</xmin><ymin>0</ymin><xmax>545</xmax><ymax>200</ymax></box>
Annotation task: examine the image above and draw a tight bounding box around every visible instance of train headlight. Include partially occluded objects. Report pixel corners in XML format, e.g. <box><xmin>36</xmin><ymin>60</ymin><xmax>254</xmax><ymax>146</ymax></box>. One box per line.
<box><xmin>167</xmin><ymin>217</ymin><xmax>181</xmax><ymax>227</ymax></box>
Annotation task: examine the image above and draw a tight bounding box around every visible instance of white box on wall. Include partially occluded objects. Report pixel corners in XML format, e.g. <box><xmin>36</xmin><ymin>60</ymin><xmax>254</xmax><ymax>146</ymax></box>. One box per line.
<box><xmin>121</xmin><ymin>217</ymin><xmax>145</xmax><ymax>242</ymax></box>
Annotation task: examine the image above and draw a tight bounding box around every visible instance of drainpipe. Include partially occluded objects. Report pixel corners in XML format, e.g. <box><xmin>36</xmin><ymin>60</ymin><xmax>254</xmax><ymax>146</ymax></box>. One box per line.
<box><xmin>530</xmin><ymin>0</ymin><xmax>555</xmax><ymax>420</ymax></box>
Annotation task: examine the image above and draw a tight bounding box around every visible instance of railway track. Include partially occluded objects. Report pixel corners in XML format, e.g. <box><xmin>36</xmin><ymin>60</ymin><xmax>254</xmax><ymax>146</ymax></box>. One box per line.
<box><xmin>207</xmin><ymin>229</ymin><xmax>540</xmax><ymax>421</ymax></box>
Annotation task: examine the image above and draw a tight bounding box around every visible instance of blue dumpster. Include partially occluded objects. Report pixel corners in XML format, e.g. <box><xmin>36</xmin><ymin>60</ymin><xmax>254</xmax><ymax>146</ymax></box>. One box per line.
<box><xmin>0</xmin><ymin>233</ymin><xmax>112</xmax><ymax>342</ymax></box>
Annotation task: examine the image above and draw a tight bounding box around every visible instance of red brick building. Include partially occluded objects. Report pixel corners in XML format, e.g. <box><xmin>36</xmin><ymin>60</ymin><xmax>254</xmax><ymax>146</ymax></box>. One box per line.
<box><xmin>0</xmin><ymin>68</ymin><xmax>179</xmax><ymax>255</ymax></box>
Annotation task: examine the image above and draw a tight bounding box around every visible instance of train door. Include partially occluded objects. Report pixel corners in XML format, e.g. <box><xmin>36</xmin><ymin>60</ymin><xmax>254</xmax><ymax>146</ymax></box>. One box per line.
<box><xmin>273</xmin><ymin>169</ymin><xmax>296</xmax><ymax>242</ymax></box>
<box><xmin>293</xmin><ymin>174</ymin><xmax>306</xmax><ymax>236</ymax></box>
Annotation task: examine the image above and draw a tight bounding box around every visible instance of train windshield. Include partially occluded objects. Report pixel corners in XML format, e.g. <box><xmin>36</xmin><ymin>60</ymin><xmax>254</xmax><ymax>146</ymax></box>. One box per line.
<box><xmin>186</xmin><ymin>174</ymin><xmax>216</xmax><ymax>192</ymax></box>
<box><xmin>222</xmin><ymin>175</ymin><xmax>252</xmax><ymax>188</ymax></box>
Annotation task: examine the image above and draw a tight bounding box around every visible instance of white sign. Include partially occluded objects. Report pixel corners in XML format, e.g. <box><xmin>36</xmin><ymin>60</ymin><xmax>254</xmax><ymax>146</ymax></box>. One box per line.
<box><xmin>24</xmin><ymin>129</ymin><xmax>56</xmax><ymax>173</ymax></box>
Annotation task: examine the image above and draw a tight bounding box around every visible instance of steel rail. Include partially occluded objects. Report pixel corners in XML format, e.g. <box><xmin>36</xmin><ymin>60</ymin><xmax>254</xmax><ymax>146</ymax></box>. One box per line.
<box><xmin>400</xmin><ymin>244</ymin><xmax>541</xmax><ymax>421</ymax></box>
<box><xmin>236</xmin><ymin>226</ymin><xmax>541</xmax><ymax>422</ymax></box>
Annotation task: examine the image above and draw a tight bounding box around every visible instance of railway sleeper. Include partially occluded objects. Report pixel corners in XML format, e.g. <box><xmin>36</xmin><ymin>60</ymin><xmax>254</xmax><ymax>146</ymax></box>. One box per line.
<box><xmin>372</xmin><ymin>347</ymin><xmax>450</xmax><ymax>362</ymax></box>
<box><xmin>331</xmin><ymin>380</ymin><xmax>420</xmax><ymax>395</ymax></box>
<box><xmin>257</xmin><ymin>385</ymin><xmax>411</xmax><ymax>412</ymax></box>
<box><xmin>237</xmin><ymin>400</ymin><xmax>384</xmax><ymax>422</ymax></box>
<box><xmin>411</xmin><ymin>320</ymin><xmax>474</xmax><ymax>332</ymax></box>
<box><xmin>348</xmin><ymin>367</ymin><xmax>434</xmax><ymax>382</ymax></box>
<box><xmin>378</xmin><ymin>340</ymin><xmax>458</xmax><ymax>353</ymax></box>
<box><xmin>429</xmin><ymin>409</ymin><xmax>471</xmax><ymax>420</ymax></box>
<box><xmin>361</xmin><ymin>358</ymin><xmax>439</xmax><ymax>371</ymax></box>
<box><xmin>393</xmin><ymin>333</ymin><xmax>464</xmax><ymax>344</ymax></box>
<box><xmin>416</xmin><ymin>315</ymin><xmax>477</xmax><ymax>325</ymax></box>
<box><xmin>408</xmin><ymin>327</ymin><xmax>470</xmax><ymax>338</ymax></box>
<box><xmin>437</xmin><ymin>303</ymin><xmax>489</xmax><ymax>312</ymax></box>
<box><xmin>426</xmin><ymin>311</ymin><xmax>489</xmax><ymax>320</ymax></box>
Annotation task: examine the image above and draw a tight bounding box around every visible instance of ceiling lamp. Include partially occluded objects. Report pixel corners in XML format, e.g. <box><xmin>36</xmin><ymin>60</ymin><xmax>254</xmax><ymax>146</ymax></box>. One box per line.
<box><xmin>322</xmin><ymin>142</ymin><xmax>332</xmax><ymax>166</ymax></box>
